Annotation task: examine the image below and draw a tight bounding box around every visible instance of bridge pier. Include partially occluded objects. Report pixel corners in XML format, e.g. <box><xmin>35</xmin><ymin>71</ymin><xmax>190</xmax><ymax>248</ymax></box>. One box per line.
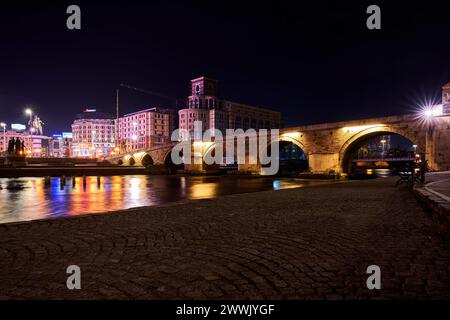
<box><xmin>183</xmin><ymin>163</ymin><xmax>206</xmax><ymax>174</ymax></box>
<box><xmin>308</xmin><ymin>153</ymin><xmax>340</xmax><ymax>174</ymax></box>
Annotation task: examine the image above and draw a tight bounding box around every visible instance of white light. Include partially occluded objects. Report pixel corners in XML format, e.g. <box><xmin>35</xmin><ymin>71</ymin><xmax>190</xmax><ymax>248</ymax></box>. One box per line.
<box><xmin>0</xmin><ymin>122</ymin><xmax>6</xmax><ymax>128</ymax></box>
<box><xmin>132</xmin><ymin>134</ymin><xmax>138</xmax><ymax>141</ymax></box>
<box><xmin>421</xmin><ymin>104</ymin><xmax>443</xmax><ymax>120</ymax></box>
<box><xmin>25</xmin><ymin>108</ymin><xmax>32</xmax><ymax>115</ymax></box>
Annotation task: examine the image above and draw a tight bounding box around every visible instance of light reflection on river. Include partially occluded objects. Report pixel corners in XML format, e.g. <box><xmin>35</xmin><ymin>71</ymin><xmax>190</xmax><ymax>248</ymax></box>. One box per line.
<box><xmin>0</xmin><ymin>175</ymin><xmax>332</xmax><ymax>224</ymax></box>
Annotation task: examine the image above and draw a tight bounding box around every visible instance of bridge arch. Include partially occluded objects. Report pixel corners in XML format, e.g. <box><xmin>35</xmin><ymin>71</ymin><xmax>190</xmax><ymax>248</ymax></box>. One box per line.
<box><xmin>261</xmin><ymin>133</ymin><xmax>308</xmax><ymax>174</ymax></box>
<box><xmin>163</xmin><ymin>148</ymin><xmax>184</xmax><ymax>173</ymax></box>
<box><xmin>339</xmin><ymin>125</ymin><xmax>423</xmax><ymax>173</ymax></box>
<box><xmin>141</xmin><ymin>154</ymin><xmax>154</xmax><ymax>167</ymax></box>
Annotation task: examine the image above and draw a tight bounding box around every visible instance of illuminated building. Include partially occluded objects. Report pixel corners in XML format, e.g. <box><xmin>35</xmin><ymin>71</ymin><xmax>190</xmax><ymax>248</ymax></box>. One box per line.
<box><xmin>0</xmin><ymin>124</ymin><xmax>50</xmax><ymax>157</ymax></box>
<box><xmin>71</xmin><ymin>109</ymin><xmax>115</xmax><ymax>157</ymax></box>
<box><xmin>115</xmin><ymin>107</ymin><xmax>175</xmax><ymax>152</ymax></box>
<box><xmin>178</xmin><ymin>77</ymin><xmax>283</xmax><ymax>137</ymax></box>
<box><xmin>49</xmin><ymin>132</ymin><xmax>73</xmax><ymax>158</ymax></box>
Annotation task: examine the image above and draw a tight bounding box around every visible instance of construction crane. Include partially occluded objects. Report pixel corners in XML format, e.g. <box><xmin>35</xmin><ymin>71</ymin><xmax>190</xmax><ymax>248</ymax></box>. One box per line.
<box><xmin>116</xmin><ymin>83</ymin><xmax>182</xmax><ymax>119</ymax></box>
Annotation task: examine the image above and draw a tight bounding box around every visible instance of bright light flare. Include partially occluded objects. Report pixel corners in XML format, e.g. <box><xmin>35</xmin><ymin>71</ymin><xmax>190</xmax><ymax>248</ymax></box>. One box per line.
<box><xmin>413</xmin><ymin>94</ymin><xmax>443</xmax><ymax>126</ymax></box>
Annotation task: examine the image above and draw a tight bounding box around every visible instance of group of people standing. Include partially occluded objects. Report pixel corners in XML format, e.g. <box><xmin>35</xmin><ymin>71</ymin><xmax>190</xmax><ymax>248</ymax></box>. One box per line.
<box><xmin>7</xmin><ymin>137</ymin><xmax>26</xmax><ymax>157</ymax></box>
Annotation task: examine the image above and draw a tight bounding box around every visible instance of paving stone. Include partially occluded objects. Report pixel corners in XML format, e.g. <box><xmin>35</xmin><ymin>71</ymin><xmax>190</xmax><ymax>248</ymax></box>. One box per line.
<box><xmin>0</xmin><ymin>177</ymin><xmax>449</xmax><ymax>299</ymax></box>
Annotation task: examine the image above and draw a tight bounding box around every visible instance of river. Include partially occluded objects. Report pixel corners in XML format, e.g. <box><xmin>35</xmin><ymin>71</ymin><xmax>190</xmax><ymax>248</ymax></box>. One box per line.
<box><xmin>0</xmin><ymin>175</ymin><xmax>335</xmax><ymax>224</ymax></box>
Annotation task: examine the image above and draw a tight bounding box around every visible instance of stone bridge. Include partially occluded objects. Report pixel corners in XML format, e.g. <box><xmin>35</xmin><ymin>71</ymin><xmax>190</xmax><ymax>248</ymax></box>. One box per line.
<box><xmin>106</xmin><ymin>113</ymin><xmax>450</xmax><ymax>175</ymax></box>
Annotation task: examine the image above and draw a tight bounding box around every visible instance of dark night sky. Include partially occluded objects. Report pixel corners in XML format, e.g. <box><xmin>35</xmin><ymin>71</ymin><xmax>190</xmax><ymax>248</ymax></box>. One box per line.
<box><xmin>1</xmin><ymin>0</ymin><xmax>450</xmax><ymax>134</ymax></box>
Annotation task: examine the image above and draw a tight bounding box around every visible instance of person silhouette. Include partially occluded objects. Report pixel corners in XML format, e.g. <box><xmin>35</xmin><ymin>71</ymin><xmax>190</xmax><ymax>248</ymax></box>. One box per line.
<box><xmin>7</xmin><ymin>138</ymin><xmax>14</xmax><ymax>155</ymax></box>
<box><xmin>14</xmin><ymin>138</ymin><xmax>21</xmax><ymax>156</ymax></box>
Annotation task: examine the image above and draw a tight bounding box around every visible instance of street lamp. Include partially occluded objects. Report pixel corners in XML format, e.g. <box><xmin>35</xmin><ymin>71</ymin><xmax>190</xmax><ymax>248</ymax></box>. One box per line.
<box><xmin>25</xmin><ymin>108</ymin><xmax>34</xmax><ymax>155</ymax></box>
<box><xmin>417</xmin><ymin>103</ymin><xmax>442</xmax><ymax>171</ymax></box>
<box><xmin>0</xmin><ymin>122</ymin><xmax>6</xmax><ymax>154</ymax></box>
<box><xmin>25</xmin><ymin>108</ymin><xmax>33</xmax><ymax>124</ymax></box>
<box><xmin>380</xmin><ymin>139</ymin><xmax>386</xmax><ymax>158</ymax></box>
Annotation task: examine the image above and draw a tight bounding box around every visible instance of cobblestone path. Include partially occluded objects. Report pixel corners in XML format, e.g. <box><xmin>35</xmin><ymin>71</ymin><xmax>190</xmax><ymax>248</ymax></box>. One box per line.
<box><xmin>0</xmin><ymin>178</ymin><xmax>449</xmax><ymax>299</ymax></box>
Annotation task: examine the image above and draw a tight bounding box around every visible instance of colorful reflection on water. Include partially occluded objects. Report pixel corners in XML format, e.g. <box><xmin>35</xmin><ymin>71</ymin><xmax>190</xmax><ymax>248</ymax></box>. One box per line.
<box><xmin>0</xmin><ymin>175</ymin><xmax>332</xmax><ymax>224</ymax></box>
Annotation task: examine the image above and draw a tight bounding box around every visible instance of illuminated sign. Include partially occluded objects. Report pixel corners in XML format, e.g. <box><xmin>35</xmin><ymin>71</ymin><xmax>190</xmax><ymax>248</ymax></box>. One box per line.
<box><xmin>11</xmin><ymin>123</ymin><xmax>26</xmax><ymax>131</ymax></box>
<box><xmin>62</xmin><ymin>132</ymin><xmax>73</xmax><ymax>139</ymax></box>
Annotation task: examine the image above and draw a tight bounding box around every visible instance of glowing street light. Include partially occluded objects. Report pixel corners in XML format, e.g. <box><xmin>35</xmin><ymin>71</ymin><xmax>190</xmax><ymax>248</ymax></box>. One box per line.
<box><xmin>26</xmin><ymin>109</ymin><xmax>35</xmax><ymax>156</ymax></box>
<box><xmin>25</xmin><ymin>108</ymin><xmax>33</xmax><ymax>118</ymax></box>
<box><xmin>380</xmin><ymin>139</ymin><xmax>387</xmax><ymax>158</ymax></box>
<box><xmin>420</xmin><ymin>104</ymin><xmax>443</xmax><ymax>121</ymax></box>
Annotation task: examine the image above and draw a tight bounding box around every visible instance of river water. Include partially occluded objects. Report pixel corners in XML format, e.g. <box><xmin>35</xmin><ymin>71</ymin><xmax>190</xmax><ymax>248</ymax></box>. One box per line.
<box><xmin>0</xmin><ymin>175</ymin><xmax>334</xmax><ymax>224</ymax></box>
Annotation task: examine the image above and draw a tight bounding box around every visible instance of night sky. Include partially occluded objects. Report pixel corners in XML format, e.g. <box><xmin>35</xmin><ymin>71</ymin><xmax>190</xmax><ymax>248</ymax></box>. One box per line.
<box><xmin>1</xmin><ymin>0</ymin><xmax>450</xmax><ymax>134</ymax></box>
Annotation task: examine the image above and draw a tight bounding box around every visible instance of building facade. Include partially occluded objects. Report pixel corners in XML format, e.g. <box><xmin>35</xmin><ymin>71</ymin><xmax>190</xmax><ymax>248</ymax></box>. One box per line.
<box><xmin>0</xmin><ymin>129</ymin><xmax>50</xmax><ymax>157</ymax></box>
<box><xmin>443</xmin><ymin>82</ymin><xmax>450</xmax><ymax>114</ymax></box>
<box><xmin>115</xmin><ymin>107</ymin><xmax>175</xmax><ymax>152</ymax></box>
<box><xmin>71</xmin><ymin>109</ymin><xmax>115</xmax><ymax>158</ymax></box>
<box><xmin>49</xmin><ymin>132</ymin><xmax>73</xmax><ymax>158</ymax></box>
<box><xmin>178</xmin><ymin>77</ymin><xmax>283</xmax><ymax>137</ymax></box>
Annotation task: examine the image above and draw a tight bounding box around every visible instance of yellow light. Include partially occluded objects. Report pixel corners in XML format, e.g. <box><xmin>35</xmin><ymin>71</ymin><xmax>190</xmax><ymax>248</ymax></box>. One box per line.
<box><xmin>281</xmin><ymin>132</ymin><xmax>301</xmax><ymax>139</ymax></box>
<box><xmin>342</xmin><ymin>124</ymin><xmax>384</xmax><ymax>133</ymax></box>
<box><xmin>133</xmin><ymin>151</ymin><xmax>145</xmax><ymax>159</ymax></box>
<box><xmin>193</xmin><ymin>141</ymin><xmax>213</xmax><ymax>147</ymax></box>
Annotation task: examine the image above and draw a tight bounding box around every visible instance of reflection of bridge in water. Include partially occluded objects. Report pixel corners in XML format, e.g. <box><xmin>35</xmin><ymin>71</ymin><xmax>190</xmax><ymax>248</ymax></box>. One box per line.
<box><xmin>106</xmin><ymin>113</ymin><xmax>450</xmax><ymax>175</ymax></box>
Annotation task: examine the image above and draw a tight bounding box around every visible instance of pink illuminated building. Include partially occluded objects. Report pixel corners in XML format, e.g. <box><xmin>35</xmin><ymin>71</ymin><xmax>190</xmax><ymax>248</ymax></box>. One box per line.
<box><xmin>115</xmin><ymin>107</ymin><xmax>175</xmax><ymax>153</ymax></box>
<box><xmin>178</xmin><ymin>77</ymin><xmax>282</xmax><ymax>137</ymax></box>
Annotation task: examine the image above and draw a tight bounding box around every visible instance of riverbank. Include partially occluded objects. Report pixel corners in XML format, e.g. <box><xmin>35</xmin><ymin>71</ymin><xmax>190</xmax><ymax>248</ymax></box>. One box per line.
<box><xmin>0</xmin><ymin>177</ymin><xmax>449</xmax><ymax>299</ymax></box>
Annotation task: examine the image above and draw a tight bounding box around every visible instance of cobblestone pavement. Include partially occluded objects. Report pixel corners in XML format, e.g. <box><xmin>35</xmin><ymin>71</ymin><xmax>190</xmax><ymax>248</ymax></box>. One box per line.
<box><xmin>0</xmin><ymin>177</ymin><xmax>449</xmax><ymax>299</ymax></box>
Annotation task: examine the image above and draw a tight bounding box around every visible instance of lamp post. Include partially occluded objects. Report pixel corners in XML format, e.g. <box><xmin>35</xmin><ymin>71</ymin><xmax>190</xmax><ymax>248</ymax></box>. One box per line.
<box><xmin>420</xmin><ymin>104</ymin><xmax>443</xmax><ymax>171</ymax></box>
<box><xmin>0</xmin><ymin>122</ymin><xmax>6</xmax><ymax>154</ymax></box>
<box><xmin>25</xmin><ymin>108</ymin><xmax>33</xmax><ymax>155</ymax></box>
<box><xmin>380</xmin><ymin>139</ymin><xmax>386</xmax><ymax>159</ymax></box>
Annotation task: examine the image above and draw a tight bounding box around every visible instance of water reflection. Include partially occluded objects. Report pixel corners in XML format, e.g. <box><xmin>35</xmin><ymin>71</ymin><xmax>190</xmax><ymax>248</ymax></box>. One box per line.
<box><xmin>0</xmin><ymin>175</ymin><xmax>332</xmax><ymax>224</ymax></box>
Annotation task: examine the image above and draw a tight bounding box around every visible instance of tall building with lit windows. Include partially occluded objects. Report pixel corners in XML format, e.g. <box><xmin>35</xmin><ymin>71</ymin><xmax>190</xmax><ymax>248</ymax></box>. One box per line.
<box><xmin>71</xmin><ymin>109</ymin><xmax>115</xmax><ymax>157</ymax></box>
<box><xmin>115</xmin><ymin>107</ymin><xmax>175</xmax><ymax>152</ymax></box>
<box><xmin>178</xmin><ymin>77</ymin><xmax>282</xmax><ymax>137</ymax></box>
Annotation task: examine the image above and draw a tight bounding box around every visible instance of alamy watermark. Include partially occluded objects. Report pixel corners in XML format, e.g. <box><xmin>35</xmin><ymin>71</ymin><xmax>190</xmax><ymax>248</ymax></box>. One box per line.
<box><xmin>66</xmin><ymin>265</ymin><xmax>81</xmax><ymax>290</ymax></box>
<box><xmin>170</xmin><ymin>121</ymin><xmax>280</xmax><ymax>175</ymax></box>
<box><xmin>366</xmin><ymin>265</ymin><xmax>381</xmax><ymax>290</ymax></box>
